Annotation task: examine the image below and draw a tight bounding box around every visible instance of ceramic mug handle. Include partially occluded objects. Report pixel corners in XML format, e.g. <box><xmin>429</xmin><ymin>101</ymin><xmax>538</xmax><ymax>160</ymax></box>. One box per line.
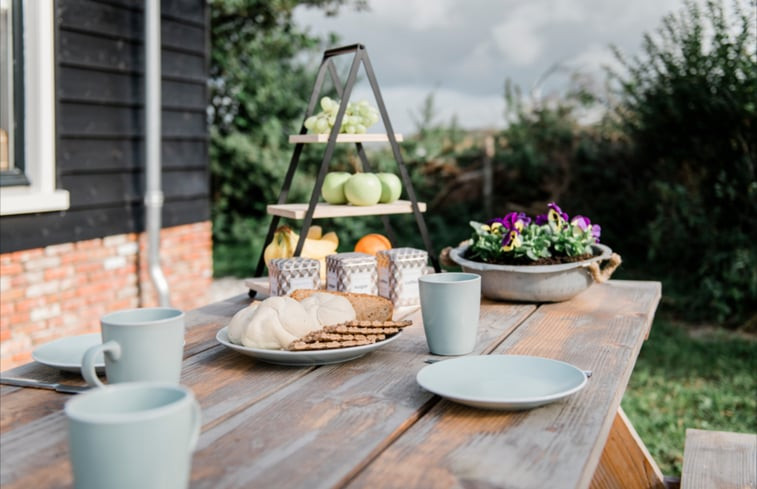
<box><xmin>81</xmin><ymin>340</ymin><xmax>121</xmax><ymax>388</ymax></box>
<box><xmin>187</xmin><ymin>399</ymin><xmax>202</xmax><ymax>453</ymax></box>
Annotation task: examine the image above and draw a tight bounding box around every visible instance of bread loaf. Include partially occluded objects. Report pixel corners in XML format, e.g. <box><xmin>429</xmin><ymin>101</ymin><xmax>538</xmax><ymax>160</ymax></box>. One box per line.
<box><xmin>290</xmin><ymin>289</ymin><xmax>393</xmax><ymax>322</ymax></box>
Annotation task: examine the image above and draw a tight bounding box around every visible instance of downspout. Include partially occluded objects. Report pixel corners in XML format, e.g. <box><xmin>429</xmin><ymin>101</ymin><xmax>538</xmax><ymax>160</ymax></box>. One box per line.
<box><xmin>144</xmin><ymin>0</ymin><xmax>170</xmax><ymax>306</ymax></box>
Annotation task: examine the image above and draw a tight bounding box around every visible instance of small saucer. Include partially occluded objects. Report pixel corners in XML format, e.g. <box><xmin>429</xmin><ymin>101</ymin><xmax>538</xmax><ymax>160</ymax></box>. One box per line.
<box><xmin>32</xmin><ymin>334</ymin><xmax>105</xmax><ymax>373</ymax></box>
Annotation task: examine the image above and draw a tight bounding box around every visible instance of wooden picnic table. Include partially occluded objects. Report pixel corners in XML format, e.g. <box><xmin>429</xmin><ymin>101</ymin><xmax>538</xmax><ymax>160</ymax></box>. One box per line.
<box><xmin>0</xmin><ymin>279</ymin><xmax>664</xmax><ymax>489</ymax></box>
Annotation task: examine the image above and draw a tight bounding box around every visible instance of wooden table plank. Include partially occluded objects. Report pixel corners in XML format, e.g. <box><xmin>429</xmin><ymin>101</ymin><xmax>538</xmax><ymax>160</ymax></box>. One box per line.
<box><xmin>681</xmin><ymin>429</ymin><xmax>757</xmax><ymax>489</ymax></box>
<box><xmin>0</xmin><ymin>295</ymin><xmax>533</xmax><ymax>489</ymax></box>
<box><xmin>346</xmin><ymin>281</ymin><xmax>661</xmax><ymax>489</ymax></box>
<box><xmin>187</xmin><ymin>302</ymin><xmax>535</xmax><ymax>489</ymax></box>
<box><xmin>0</xmin><ymin>294</ymin><xmax>253</xmax><ymax>436</ymax></box>
<box><xmin>0</xmin><ymin>281</ymin><xmax>662</xmax><ymax>489</ymax></box>
<box><xmin>590</xmin><ymin>407</ymin><xmax>666</xmax><ymax>489</ymax></box>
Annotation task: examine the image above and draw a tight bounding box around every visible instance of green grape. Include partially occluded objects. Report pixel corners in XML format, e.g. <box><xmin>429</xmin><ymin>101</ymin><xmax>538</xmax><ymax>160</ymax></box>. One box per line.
<box><xmin>306</xmin><ymin>97</ymin><xmax>381</xmax><ymax>134</ymax></box>
<box><xmin>314</xmin><ymin>117</ymin><xmax>329</xmax><ymax>133</ymax></box>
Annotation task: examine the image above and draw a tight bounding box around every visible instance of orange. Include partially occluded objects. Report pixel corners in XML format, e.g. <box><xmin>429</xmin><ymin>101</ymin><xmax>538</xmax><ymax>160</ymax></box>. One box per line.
<box><xmin>354</xmin><ymin>233</ymin><xmax>392</xmax><ymax>255</ymax></box>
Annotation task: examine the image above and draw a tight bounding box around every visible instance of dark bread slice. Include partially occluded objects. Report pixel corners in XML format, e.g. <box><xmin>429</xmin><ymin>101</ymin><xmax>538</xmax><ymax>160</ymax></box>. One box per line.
<box><xmin>289</xmin><ymin>289</ymin><xmax>393</xmax><ymax>322</ymax></box>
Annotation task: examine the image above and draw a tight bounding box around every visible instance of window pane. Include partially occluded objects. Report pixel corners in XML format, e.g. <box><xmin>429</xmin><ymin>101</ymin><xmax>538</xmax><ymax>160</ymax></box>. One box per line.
<box><xmin>1</xmin><ymin>0</ymin><xmax>12</xmax><ymax>171</ymax></box>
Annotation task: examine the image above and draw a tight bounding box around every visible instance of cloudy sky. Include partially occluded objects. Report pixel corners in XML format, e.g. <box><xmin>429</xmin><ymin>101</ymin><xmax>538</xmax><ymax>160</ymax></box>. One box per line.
<box><xmin>293</xmin><ymin>0</ymin><xmax>687</xmax><ymax>134</ymax></box>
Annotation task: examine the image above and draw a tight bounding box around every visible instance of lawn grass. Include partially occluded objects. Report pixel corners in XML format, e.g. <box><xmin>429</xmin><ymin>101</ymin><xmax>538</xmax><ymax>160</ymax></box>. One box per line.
<box><xmin>621</xmin><ymin>318</ymin><xmax>757</xmax><ymax>477</ymax></box>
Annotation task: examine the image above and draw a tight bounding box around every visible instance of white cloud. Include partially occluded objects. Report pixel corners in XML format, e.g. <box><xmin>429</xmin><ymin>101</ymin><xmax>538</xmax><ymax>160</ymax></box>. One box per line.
<box><xmin>292</xmin><ymin>0</ymin><xmax>710</xmax><ymax>131</ymax></box>
<box><xmin>348</xmin><ymin>85</ymin><xmax>505</xmax><ymax>134</ymax></box>
<box><xmin>368</xmin><ymin>0</ymin><xmax>456</xmax><ymax>30</ymax></box>
<box><xmin>491</xmin><ymin>0</ymin><xmax>586</xmax><ymax>65</ymax></box>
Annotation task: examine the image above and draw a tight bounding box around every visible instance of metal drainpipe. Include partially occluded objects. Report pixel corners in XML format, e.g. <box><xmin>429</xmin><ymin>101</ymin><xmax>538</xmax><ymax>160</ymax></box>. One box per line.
<box><xmin>144</xmin><ymin>0</ymin><xmax>170</xmax><ymax>306</ymax></box>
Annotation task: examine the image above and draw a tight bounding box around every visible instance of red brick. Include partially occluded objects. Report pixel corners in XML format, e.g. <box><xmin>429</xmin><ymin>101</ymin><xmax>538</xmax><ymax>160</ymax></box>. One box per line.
<box><xmin>11</xmin><ymin>249</ymin><xmax>44</xmax><ymax>262</ymax></box>
<box><xmin>0</xmin><ymin>302</ymin><xmax>14</xmax><ymax>315</ymax></box>
<box><xmin>1</xmin><ymin>286</ymin><xmax>26</xmax><ymax>302</ymax></box>
<box><xmin>44</xmin><ymin>265</ymin><xmax>75</xmax><ymax>281</ymax></box>
<box><xmin>75</xmin><ymin>239</ymin><xmax>101</xmax><ymax>250</ymax></box>
<box><xmin>0</xmin><ymin>261</ymin><xmax>23</xmax><ymax>275</ymax></box>
<box><xmin>15</xmin><ymin>297</ymin><xmax>46</xmax><ymax>312</ymax></box>
<box><xmin>4</xmin><ymin>311</ymin><xmax>30</xmax><ymax>325</ymax></box>
<box><xmin>44</xmin><ymin>242</ymin><xmax>75</xmax><ymax>256</ymax></box>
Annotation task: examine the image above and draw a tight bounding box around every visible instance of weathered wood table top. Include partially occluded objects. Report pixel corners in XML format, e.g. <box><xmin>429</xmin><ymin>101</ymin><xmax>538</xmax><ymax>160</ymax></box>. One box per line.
<box><xmin>0</xmin><ymin>280</ymin><xmax>662</xmax><ymax>489</ymax></box>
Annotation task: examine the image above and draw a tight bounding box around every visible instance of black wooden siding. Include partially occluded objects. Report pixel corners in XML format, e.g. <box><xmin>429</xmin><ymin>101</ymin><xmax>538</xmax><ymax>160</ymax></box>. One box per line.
<box><xmin>0</xmin><ymin>0</ymin><xmax>209</xmax><ymax>253</ymax></box>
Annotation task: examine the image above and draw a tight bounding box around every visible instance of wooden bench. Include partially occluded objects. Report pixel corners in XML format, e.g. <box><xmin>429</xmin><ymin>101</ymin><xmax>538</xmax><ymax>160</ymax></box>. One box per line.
<box><xmin>681</xmin><ymin>428</ymin><xmax>757</xmax><ymax>489</ymax></box>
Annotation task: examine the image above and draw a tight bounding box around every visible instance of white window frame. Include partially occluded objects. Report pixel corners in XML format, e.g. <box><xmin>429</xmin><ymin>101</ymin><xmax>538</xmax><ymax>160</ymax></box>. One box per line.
<box><xmin>0</xmin><ymin>0</ymin><xmax>69</xmax><ymax>216</ymax></box>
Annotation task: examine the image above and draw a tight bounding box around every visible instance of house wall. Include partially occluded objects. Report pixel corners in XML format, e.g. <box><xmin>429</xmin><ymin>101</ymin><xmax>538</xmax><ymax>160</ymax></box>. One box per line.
<box><xmin>1</xmin><ymin>0</ymin><xmax>209</xmax><ymax>252</ymax></box>
<box><xmin>0</xmin><ymin>0</ymin><xmax>212</xmax><ymax>371</ymax></box>
<box><xmin>0</xmin><ymin>222</ymin><xmax>213</xmax><ymax>371</ymax></box>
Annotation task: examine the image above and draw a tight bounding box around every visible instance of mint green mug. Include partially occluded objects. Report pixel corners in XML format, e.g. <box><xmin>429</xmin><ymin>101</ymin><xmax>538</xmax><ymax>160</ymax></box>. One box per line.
<box><xmin>419</xmin><ymin>272</ymin><xmax>482</xmax><ymax>355</ymax></box>
<box><xmin>82</xmin><ymin>307</ymin><xmax>185</xmax><ymax>387</ymax></box>
<box><xmin>65</xmin><ymin>382</ymin><xmax>201</xmax><ymax>489</ymax></box>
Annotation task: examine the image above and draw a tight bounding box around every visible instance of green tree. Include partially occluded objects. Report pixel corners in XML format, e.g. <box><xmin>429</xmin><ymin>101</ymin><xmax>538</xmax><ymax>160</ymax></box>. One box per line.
<box><xmin>209</xmin><ymin>0</ymin><xmax>362</xmax><ymax>276</ymax></box>
<box><xmin>610</xmin><ymin>0</ymin><xmax>757</xmax><ymax>325</ymax></box>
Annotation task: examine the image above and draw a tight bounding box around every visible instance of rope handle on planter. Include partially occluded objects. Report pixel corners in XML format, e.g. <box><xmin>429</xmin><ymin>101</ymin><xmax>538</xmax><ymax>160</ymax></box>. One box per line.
<box><xmin>586</xmin><ymin>253</ymin><xmax>622</xmax><ymax>283</ymax></box>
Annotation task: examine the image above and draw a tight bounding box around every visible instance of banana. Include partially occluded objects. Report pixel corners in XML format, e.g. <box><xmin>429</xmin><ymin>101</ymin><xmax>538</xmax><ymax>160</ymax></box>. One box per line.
<box><xmin>306</xmin><ymin>225</ymin><xmax>323</xmax><ymax>240</ymax></box>
<box><xmin>321</xmin><ymin>231</ymin><xmax>338</xmax><ymax>247</ymax></box>
<box><xmin>263</xmin><ymin>226</ymin><xmax>339</xmax><ymax>281</ymax></box>
<box><xmin>264</xmin><ymin>226</ymin><xmax>295</xmax><ymax>266</ymax></box>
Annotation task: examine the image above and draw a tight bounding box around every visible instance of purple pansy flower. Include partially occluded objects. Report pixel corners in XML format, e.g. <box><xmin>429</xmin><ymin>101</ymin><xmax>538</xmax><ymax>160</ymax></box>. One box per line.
<box><xmin>591</xmin><ymin>224</ymin><xmax>601</xmax><ymax>243</ymax></box>
<box><xmin>535</xmin><ymin>214</ymin><xmax>548</xmax><ymax>225</ymax></box>
<box><xmin>501</xmin><ymin>229</ymin><xmax>522</xmax><ymax>251</ymax></box>
<box><xmin>571</xmin><ymin>215</ymin><xmax>601</xmax><ymax>243</ymax></box>
<box><xmin>489</xmin><ymin>212</ymin><xmax>531</xmax><ymax>232</ymax></box>
<box><xmin>547</xmin><ymin>202</ymin><xmax>569</xmax><ymax>230</ymax></box>
<box><xmin>571</xmin><ymin>215</ymin><xmax>591</xmax><ymax>231</ymax></box>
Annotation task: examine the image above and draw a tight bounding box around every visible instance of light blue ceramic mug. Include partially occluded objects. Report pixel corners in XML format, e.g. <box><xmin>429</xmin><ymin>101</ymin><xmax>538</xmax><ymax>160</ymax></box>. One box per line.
<box><xmin>65</xmin><ymin>382</ymin><xmax>201</xmax><ymax>489</ymax></box>
<box><xmin>419</xmin><ymin>272</ymin><xmax>482</xmax><ymax>355</ymax></box>
<box><xmin>81</xmin><ymin>307</ymin><xmax>185</xmax><ymax>387</ymax></box>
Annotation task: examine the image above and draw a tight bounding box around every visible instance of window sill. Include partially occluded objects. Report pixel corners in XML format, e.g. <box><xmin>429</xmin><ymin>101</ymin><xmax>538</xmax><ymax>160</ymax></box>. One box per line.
<box><xmin>0</xmin><ymin>188</ymin><xmax>70</xmax><ymax>216</ymax></box>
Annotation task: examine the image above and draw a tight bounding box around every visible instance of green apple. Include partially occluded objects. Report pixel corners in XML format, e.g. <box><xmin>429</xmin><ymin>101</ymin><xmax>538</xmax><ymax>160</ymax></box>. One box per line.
<box><xmin>377</xmin><ymin>173</ymin><xmax>402</xmax><ymax>203</ymax></box>
<box><xmin>344</xmin><ymin>173</ymin><xmax>382</xmax><ymax>206</ymax></box>
<box><xmin>321</xmin><ymin>171</ymin><xmax>351</xmax><ymax>204</ymax></box>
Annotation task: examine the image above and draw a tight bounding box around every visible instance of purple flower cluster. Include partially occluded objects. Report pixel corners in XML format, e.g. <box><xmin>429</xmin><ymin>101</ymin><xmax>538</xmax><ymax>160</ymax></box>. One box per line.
<box><xmin>487</xmin><ymin>203</ymin><xmax>600</xmax><ymax>253</ymax></box>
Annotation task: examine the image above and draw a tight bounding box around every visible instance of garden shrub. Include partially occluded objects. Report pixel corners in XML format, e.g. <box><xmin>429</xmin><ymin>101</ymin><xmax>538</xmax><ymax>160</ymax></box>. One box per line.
<box><xmin>609</xmin><ymin>0</ymin><xmax>756</xmax><ymax>326</ymax></box>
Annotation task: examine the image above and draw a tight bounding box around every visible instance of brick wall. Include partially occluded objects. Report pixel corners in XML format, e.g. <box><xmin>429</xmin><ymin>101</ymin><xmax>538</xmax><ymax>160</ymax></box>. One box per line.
<box><xmin>0</xmin><ymin>222</ymin><xmax>213</xmax><ymax>371</ymax></box>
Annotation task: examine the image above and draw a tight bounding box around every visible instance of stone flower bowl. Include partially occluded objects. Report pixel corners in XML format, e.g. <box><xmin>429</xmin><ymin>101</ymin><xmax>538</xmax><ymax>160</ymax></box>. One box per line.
<box><xmin>447</xmin><ymin>243</ymin><xmax>621</xmax><ymax>303</ymax></box>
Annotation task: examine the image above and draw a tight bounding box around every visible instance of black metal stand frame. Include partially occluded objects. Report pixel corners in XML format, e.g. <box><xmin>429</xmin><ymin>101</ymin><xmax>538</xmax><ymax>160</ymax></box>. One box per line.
<box><xmin>253</xmin><ymin>44</ymin><xmax>440</xmax><ymax>288</ymax></box>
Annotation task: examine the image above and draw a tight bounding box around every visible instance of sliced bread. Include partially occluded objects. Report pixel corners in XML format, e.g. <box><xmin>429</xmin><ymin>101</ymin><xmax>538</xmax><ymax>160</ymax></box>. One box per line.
<box><xmin>290</xmin><ymin>289</ymin><xmax>393</xmax><ymax>322</ymax></box>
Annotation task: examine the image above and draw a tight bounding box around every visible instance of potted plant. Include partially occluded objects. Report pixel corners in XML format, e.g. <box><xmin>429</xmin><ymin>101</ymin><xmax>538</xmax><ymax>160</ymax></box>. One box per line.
<box><xmin>447</xmin><ymin>203</ymin><xmax>622</xmax><ymax>302</ymax></box>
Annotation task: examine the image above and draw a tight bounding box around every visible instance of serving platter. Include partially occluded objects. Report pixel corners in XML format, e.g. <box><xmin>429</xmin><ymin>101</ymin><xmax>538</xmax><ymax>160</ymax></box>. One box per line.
<box><xmin>416</xmin><ymin>355</ymin><xmax>587</xmax><ymax>410</ymax></box>
<box><xmin>216</xmin><ymin>326</ymin><xmax>401</xmax><ymax>366</ymax></box>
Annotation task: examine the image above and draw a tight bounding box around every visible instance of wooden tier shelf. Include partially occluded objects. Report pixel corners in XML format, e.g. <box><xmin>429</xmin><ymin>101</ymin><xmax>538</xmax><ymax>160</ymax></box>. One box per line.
<box><xmin>289</xmin><ymin>133</ymin><xmax>404</xmax><ymax>144</ymax></box>
<box><xmin>267</xmin><ymin>200</ymin><xmax>426</xmax><ymax>220</ymax></box>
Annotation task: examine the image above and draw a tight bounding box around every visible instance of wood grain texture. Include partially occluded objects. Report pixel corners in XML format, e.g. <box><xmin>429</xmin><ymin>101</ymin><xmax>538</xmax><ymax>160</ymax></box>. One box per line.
<box><xmin>0</xmin><ymin>199</ymin><xmax>210</xmax><ymax>253</ymax></box>
<box><xmin>346</xmin><ymin>281</ymin><xmax>661</xmax><ymax>489</ymax></box>
<box><xmin>0</xmin><ymin>0</ymin><xmax>208</xmax><ymax>253</ymax></box>
<box><xmin>590</xmin><ymin>408</ymin><xmax>666</xmax><ymax>489</ymax></box>
<box><xmin>288</xmin><ymin>133</ymin><xmax>404</xmax><ymax>143</ymax></box>
<box><xmin>681</xmin><ymin>429</ymin><xmax>757</xmax><ymax>489</ymax></box>
<box><xmin>267</xmin><ymin>200</ymin><xmax>427</xmax><ymax>219</ymax></box>
<box><xmin>188</xmin><ymin>303</ymin><xmax>534</xmax><ymax>489</ymax></box>
<box><xmin>0</xmin><ymin>282</ymin><xmax>663</xmax><ymax>489</ymax></box>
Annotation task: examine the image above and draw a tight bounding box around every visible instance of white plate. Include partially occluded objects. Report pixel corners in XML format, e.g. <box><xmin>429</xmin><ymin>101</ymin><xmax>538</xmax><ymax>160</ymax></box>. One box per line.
<box><xmin>416</xmin><ymin>355</ymin><xmax>587</xmax><ymax>410</ymax></box>
<box><xmin>216</xmin><ymin>326</ymin><xmax>401</xmax><ymax>366</ymax></box>
<box><xmin>32</xmin><ymin>333</ymin><xmax>105</xmax><ymax>373</ymax></box>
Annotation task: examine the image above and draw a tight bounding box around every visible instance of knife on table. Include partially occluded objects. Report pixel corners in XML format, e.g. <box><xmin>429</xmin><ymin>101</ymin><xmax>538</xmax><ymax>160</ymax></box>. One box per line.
<box><xmin>0</xmin><ymin>377</ymin><xmax>90</xmax><ymax>394</ymax></box>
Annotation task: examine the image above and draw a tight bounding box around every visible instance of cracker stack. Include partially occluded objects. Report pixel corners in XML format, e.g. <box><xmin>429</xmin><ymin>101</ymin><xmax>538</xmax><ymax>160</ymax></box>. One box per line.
<box><xmin>287</xmin><ymin>319</ymin><xmax>413</xmax><ymax>351</ymax></box>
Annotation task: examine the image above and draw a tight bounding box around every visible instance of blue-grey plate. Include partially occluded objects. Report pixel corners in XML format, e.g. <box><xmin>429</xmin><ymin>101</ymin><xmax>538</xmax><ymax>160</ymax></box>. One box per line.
<box><xmin>417</xmin><ymin>355</ymin><xmax>587</xmax><ymax>410</ymax></box>
<box><xmin>32</xmin><ymin>333</ymin><xmax>105</xmax><ymax>373</ymax></box>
